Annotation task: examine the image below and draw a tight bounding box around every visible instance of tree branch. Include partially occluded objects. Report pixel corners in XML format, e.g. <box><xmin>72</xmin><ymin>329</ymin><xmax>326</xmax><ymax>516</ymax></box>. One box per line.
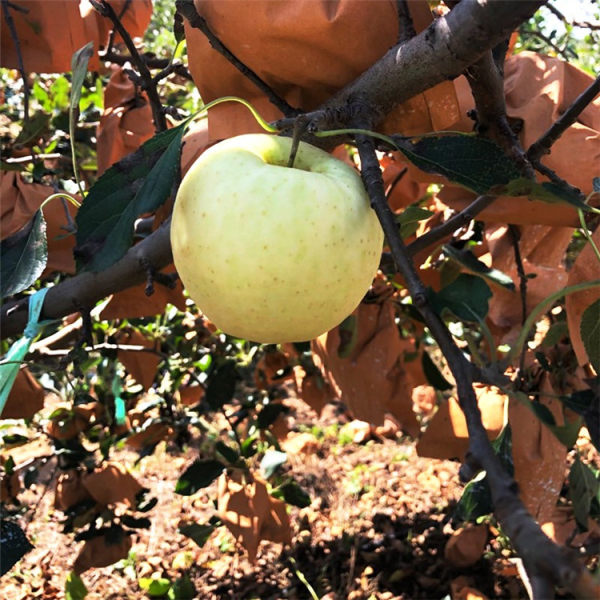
<box><xmin>1</xmin><ymin>219</ymin><xmax>173</xmax><ymax>341</ymax></box>
<box><xmin>321</xmin><ymin>0</ymin><xmax>548</xmax><ymax>130</ymax></box>
<box><xmin>91</xmin><ymin>0</ymin><xmax>168</xmax><ymax>132</ymax></box>
<box><xmin>407</xmin><ymin>195</ymin><xmax>497</xmax><ymax>257</ymax></box>
<box><xmin>527</xmin><ymin>73</ymin><xmax>600</xmax><ymax>161</ymax></box>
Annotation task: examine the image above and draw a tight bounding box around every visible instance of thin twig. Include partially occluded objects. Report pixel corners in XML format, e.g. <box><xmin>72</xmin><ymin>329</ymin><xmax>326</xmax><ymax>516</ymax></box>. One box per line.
<box><xmin>546</xmin><ymin>3</ymin><xmax>600</xmax><ymax>30</ymax></box>
<box><xmin>1</xmin><ymin>0</ymin><xmax>29</xmax><ymax>123</ymax></box>
<box><xmin>508</xmin><ymin>225</ymin><xmax>528</xmax><ymax>328</ymax></box>
<box><xmin>407</xmin><ymin>195</ymin><xmax>497</xmax><ymax>257</ymax></box>
<box><xmin>531</xmin><ymin>159</ymin><xmax>584</xmax><ymax>199</ymax></box>
<box><xmin>91</xmin><ymin>0</ymin><xmax>167</xmax><ymax>132</ymax></box>
<box><xmin>175</xmin><ymin>0</ymin><xmax>299</xmax><ymax>118</ymax></box>
<box><xmin>527</xmin><ymin>74</ymin><xmax>600</xmax><ymax>161</ymax></box>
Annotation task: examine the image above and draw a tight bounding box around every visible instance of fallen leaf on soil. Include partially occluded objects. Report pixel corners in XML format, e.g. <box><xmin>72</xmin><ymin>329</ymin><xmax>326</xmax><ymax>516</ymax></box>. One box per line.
<box><xmin>217</xmin><ymin>472</ymin><xmax>292</xmax><ymax>562</ymax></box>
<box><xmin>82</xmin><ymin>463</ymin><xmax>142</xmax><ymax>507</ymax></box>
<box><xmin>73</xmin><ymin>531</ymin><xmax>132</xmax><ymax>574</ymax></box>
<box><xmin>541</xmin><ymin>506</ymin><xmax>600</xmax><ymax>547</ymax></box>
<box><xmin>254</xmin><ymin>350</ymin><xmax>293</xmax><ymax>389</ymax></box>
<box><xmin>445</xmin><ymin>524</ymin><xmax>488</xmax><ymax>568</ymax></box>
<box><xmin>0</xmin><ymin>471</ymin><xmax>21</xmax><ymax>502</ymax></box>
<box><xmin>177</xmin><ymin>384</ymin><xmax>205</xmax><ymax>407</ymax></box>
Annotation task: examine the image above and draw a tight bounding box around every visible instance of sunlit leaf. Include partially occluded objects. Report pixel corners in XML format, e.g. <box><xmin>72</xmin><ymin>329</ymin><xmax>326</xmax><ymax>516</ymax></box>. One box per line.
<box><xmin>65</xmin><ymin>571</ymin><xmax>88</xmax><ymax>600</ymax></box>
<box><xmin>260</xmin><ymin>450</ymin><xmax>287</xmax><ymax>479</ymax></box>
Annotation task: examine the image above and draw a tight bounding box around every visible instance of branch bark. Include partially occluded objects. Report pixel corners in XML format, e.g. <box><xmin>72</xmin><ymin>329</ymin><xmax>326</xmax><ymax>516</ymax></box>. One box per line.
<box><xmin>1</xmin><ymin>219</ymin><xmax>173</xmax><ymax>340</ymax></box>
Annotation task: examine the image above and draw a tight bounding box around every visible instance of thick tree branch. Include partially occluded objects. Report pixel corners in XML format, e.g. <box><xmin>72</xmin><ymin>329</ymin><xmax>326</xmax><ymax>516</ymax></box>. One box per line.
<box><xmin>1</xmin><ymin>219</ymin><xmax>173</xmax><ymax>341</ymax></box>
<box><xmin>320</xmin><ymin>0</ymin><xmax>547</xmax><ymax>130</ymax></box>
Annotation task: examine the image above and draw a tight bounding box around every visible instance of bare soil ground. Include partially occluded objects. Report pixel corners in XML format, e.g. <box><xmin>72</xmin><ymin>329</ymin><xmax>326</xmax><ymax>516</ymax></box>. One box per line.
<box><xmin>0</xmin><ymin>397</ymin><xmax>570</xmax><ymax>600</ymax></box>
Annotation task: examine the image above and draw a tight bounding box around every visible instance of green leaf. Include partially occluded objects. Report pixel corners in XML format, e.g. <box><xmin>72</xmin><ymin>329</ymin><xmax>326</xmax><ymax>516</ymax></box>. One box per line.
<box><xmin>421</xmin><ymin>351</ymin><xmax>453</xmax><ymax>391</ymax></box>
<box><xmin>443</xmin><ymin>245</ymin><xmax>515</xmax><ymax>291</ymax></box>
<box><xmin>394</xmin><ymin>134</ymin><xmax>521</xmax><ymax>195</ymax></box>
<box><xmin>65</xmin><ymin>571</ymin><xmax>88</xmax><ymax>600</ymax></box>
<box><xmin>260</xmin><ymin>449</ymin><xmax>287</xmax><ymax>479</ymax></box>
<box><xmin>70</xmin><ymin>43</ymin><xmax>94</xmax><ymax>115</ymax></box>
<box><xmin>139</xmin><ymin>577</ymin><xmax>171</xmax><ymax>597</ymax></box>
<box><xmin>540</xmin><ymin>321</ymin><xmax>569</xmax><ymax>348</ymax></box>
<box><xmin>14</xmin><ymin>111</ymin><xmax>50</xmax><ymax>146</ymax></box>
<box><xmin>593</xmin><ymin>177</ymin><xmax>600</xmax><ymax>193</ymax></box>
<box><xmin>215</xmin><ymin>440</ymin><xmax>239</xmax><ymax>464</ymax></box>
<box><xmin>205</xmin><ymin>360</ymin><xmax>237</xmax><ymax>410</ymax></box>
<box><xmin>74</xmin><ymin>123</ymin><xmax>187</xmax><ymax>272</ymax></box>
<box><xmin>168</xmin><ymin>574</ymin><xmax>196</xmax><ymax>600</ymax></box>
<box><xmin>501</xmin><ymin>179</ymin><xmax>591</xmax><ymax>211</ymax></box>
<box><xmin>175</xmin><ymin>459</ymin><xmax>224</xmax><ymax>495</ymax></box>
<box><xmin>276</xmin><ymin>481</ymin><xmax>311</xmax><ymax>508</ymax></box>
<box><xmin>524</xmin><ymin>394</ymin><xmax>583</xmax><ymax>448</ymax></box>
<box><xmin>1</xmin><ymin>210</ymin><xmax>47</xmax><ymax>299</ymax></box>
<box><xmin>569</xmin><ymin>456</ymin><xmax>600</xmax><ymax>530</ymax></box>
<box><xmin>431</xmin><ymin>274</ymin><xmax>492</xmax><ymax>322</ymax></box>
<box><xmin>397</xmin><ymin>205</ymin><xmax>433</xmax><ymax>239</ymax></box>
<box><xmin>0</xmin><ymin>519</ymin><xmax>34</xmax><ymax>576</ymax></box>
<box><xmin>454</xmin><ymin>425</ymin><xmax>513</xmax><ymax>522</ymax></box>
<box><xmin>257</xmin><ymin>403</ymin><xmax>289</xmax><ymax>429</ymax></box>
<box><xmin>178</xmin><ymin>522</ymin><xmax>216</xmax><ymax>549</ymax></box>
<box><xmin>337</xmin><ymin>314</ymin><xmax>358</xmax><ymax>358</ymax></box>
<box><xmin>393</xmin><ymin>135</ymin><xmax>592</xmax><ymax>211</ymax></box>
<box><xmin>581</xmin><ymin>298</ymin><xmax>600</xmax><ymax>373</ymax></box>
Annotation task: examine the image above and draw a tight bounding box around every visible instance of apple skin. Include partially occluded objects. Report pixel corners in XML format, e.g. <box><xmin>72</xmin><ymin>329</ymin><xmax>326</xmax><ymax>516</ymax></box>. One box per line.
<box><xmin>171</xmin><ymin>133</ymin><xmax>383</xmax><ymax>343</ymax></box>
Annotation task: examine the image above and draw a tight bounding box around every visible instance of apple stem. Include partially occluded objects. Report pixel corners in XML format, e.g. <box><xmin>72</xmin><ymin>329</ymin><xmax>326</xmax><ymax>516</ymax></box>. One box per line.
<box><xmin>287</xmin><ymin>117</ymin><xmax>308</xmax><ymax>168</ymax></box>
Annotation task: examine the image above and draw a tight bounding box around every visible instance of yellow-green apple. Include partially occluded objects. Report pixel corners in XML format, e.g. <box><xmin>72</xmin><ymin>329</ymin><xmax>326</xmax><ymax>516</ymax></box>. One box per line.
<box><xmin>171</xmin><ymin>133</ymin><xmax>383</xmax><ymax>343</ymax></box>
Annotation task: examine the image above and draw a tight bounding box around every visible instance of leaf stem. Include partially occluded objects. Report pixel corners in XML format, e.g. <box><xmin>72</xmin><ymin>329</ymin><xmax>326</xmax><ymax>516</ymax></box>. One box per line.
<box><xmin>39</xmin><ymin>193</ymin><xmax>81</xmax><ymax>211</ymax></box>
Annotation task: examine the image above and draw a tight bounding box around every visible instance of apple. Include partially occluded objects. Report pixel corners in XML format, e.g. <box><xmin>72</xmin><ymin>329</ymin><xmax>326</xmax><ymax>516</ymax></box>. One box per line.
<box><xmin>171</xmin><ymin>133</ymin><xmax>383</xmax><ymax>343</ymax></box>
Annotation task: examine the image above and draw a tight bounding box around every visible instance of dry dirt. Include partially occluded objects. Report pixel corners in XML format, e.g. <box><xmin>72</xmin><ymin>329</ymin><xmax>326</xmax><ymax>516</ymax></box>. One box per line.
<box><xmin>0</xmin><ymin>397</ymin><xmax>574</xmax><ymax>600</ymax></box>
